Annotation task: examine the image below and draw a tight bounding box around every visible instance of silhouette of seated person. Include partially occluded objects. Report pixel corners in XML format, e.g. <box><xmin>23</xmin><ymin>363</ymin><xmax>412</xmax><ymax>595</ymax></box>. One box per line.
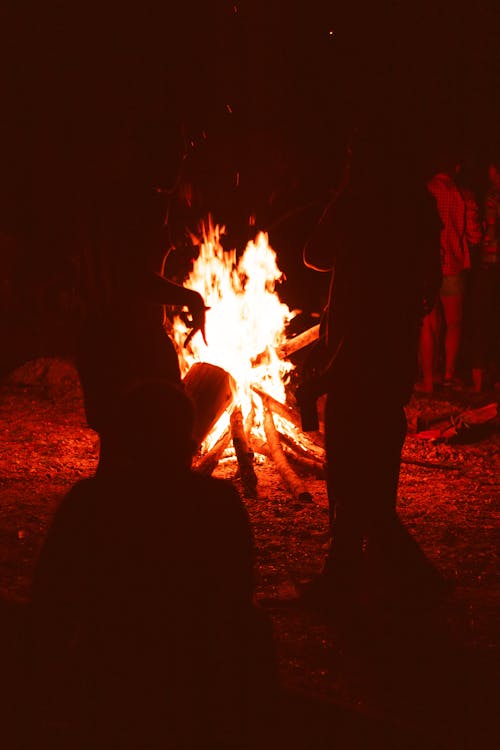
<box><xmin>76</xmin><ymin>250</ymin><xmax>207</xmax><ymax>469</ymax></box>
<box><xmin>31</xmin><ymin>380</ymin><xmax>277</xmax><ymax>749</ymax></box>
<box><xmin>76</xmin><ymin>179</ymin><xmax>205</xmax><ymax>453</ymax></box>
<box><xmin>74</xmin><ymin>104</ymin><xmax>208</xmax><ymax>460</ymax></box>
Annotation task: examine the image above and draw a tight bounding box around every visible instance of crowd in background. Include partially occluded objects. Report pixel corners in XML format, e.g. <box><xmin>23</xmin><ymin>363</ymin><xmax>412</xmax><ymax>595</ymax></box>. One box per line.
<box><xmin>417</xmin><ymin>154</ymin><xmax>500</xmax><ymax>395</ymax></box>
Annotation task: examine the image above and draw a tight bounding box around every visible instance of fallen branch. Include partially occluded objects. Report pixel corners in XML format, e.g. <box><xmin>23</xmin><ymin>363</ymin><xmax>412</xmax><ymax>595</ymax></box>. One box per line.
<box><xmin>230</xmin><ymin>406</ymin><xmax>258</xmax><ymax>497</ymax></box>
<box><xmin>251</xmin><ymin>385</ymin><xmax>302</xmax><ymax>428</ymax></box>
<box><xmin>414</xmin><ymin>402</ymin><xmax>498</xmax><ymax>441</ymax></box>
<box><xmin>401</xmin><ymin>457</ymin><xmax>463</xmax><ymax>471</ymax></box>
<box><xmin>263</xmin><ymin>405</ymin><xmax>312</xmax><ymax>503</ymax></box>
<box><xmin>277</xmin><ymin>324</ymin><xmax>321</xmax><ymax>359</ymax></box>
<box><xmin>195</xmin><ymin>427</ymin><xmax>231</xmax><ymax>476</ymax></box>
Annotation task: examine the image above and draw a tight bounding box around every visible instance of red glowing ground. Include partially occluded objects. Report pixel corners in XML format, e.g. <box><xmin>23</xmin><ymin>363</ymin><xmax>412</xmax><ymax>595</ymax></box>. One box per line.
<box><xmin>0</xmin><ymin>358</ymin><xmax>498</xmax><ymax>746</ymax></box>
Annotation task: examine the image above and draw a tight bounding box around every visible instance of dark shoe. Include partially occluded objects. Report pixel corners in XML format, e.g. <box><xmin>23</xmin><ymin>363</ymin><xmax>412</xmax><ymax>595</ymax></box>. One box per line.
<box><xmin>295</xmin><ymin>571</ymin><xmax>362</xmax><ymax>617</ymax></box>
<box><xmin>375</xmin><ymin>570</ymin><xmax>455</xmax><ymax>615</ymax></box>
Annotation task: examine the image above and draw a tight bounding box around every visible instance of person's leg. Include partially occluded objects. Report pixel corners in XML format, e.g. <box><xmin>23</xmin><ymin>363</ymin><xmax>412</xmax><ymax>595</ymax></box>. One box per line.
<box><xmin>312</xmin><ymin>394</ymin><xmax>367</xmax><ymax>596</ymax></box>
<box><xmin>469</xmin><ymin>267</ymin><xmax>491</xmax><ymax>391</ymax></box>
<box><xmin>322</xmin><ymin>397</ymin><xmax>406</xmax><ymax>585</ymax></box>
<box><xmin>363</xmin><ymin>406</ymin><xmax>448</xmax><ymax>602</ymax></box>
<box><xmin>418</xmin><ymin>305</ymin><xmax>440</xmax><ymax>392</ymax></box>
<box><xmin>441</xmin><ymin>276</ymin><xmax>465</xmax><ymax>382</ymax></box>
<box><xmin>364</xmin><ymin>404</ymin><xmax>407</xmax><ymax>520</ymax></box>
<box><xmin>323</xmin><ymin>398</ymin><xmax>437</xmax><ymax>608</ymax></box>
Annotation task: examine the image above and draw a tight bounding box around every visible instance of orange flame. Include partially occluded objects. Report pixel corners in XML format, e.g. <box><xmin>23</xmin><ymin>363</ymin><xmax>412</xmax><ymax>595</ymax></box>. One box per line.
<box><xmin>172</xmin><ymin>219</ymin><xmax>295</xmax><ymax>446</ymax></box>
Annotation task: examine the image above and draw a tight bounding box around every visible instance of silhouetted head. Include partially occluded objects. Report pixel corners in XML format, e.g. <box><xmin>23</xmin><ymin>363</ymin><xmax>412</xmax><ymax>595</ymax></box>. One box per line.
<box><xmin>104</xmin><ymin>379</ymin><xmax>196</xmax><ymax>474</ymax></box>
<box><xmin>428</xmin><ymin>147</ymin><xmax>462</xmax><ymax>179</ymax></box>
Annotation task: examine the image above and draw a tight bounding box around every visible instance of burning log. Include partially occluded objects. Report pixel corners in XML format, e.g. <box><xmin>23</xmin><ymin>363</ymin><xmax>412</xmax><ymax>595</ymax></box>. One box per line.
<box><xmin>183</xmin><ymin>362</ymin><xmax>235</xmax><ymax>448</ymax></box>
<box><xmin>282</xmin><ymin>428</ymin><xmax>325</xmax><ymax>462</ymax></box>
<box><xmin>230</xmin><ymin>406</ymin><xmax>258</xmax><ymax>497</ymax></box>
<box><xmin>195</xmin><ymin>427</ymin><xmax>231</xmax><ymax>476</ymax></box>
<box><xmin>252</xmin><ymin>436</ymin><xmax>325</xmax><ymax>480</ymax></box>
<box><xmin>278</xmin><ymin>432</ymin><xmax>325</xmax><ymax>477</ymax></box>
<box><xmin>400</xmin><ymin>457</ymin><xmax>463</xmax><ymax>471</ymax></box>
<box><xmin>263</xmin><ymin>405</ymin><xmax>312</xmax><ymax>504</ymax></box>
<box><xmin>277</xmin><ymin>323</ymin><xmax>321</xmax><ymax>359</ymax></box>
<box><xmin>251</xmin><ymin>385</ymin><xmax>302</xmax><ymax>431</ymax></box>
<box><xmin>251</xmin><ymin>384</ymin><xmax>324</xmax><ymax>451</ymax></box>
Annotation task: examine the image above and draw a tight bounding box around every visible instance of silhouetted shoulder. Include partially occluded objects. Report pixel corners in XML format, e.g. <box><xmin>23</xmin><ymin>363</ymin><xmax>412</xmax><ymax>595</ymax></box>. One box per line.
<box><xmin>189</xmin><ymin>472</ymin><xmax>248</xmax><ymax>513</ymax></box>
<box><xmin>31</xmin><ymin>479</ymin><xmax>98</xmax><ymax>601</ymax></box>
<box><xmin>189</xmin><ymin>474</ymin><xmax>252</xmax><ymax>539</ymax></box>
<box><xmin>186</xmin><ymin>473</ymin><xmax>255</xmax><ymax>598</ymax></box>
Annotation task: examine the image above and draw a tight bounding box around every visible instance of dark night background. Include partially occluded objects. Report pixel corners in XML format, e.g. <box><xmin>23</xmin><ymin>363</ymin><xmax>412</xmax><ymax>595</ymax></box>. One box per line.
<box><xmin>0</xmin><ymin>1</ymin><xmax>498</xmax><ymax>366</ymax></box>
<box><xmin>0</xmin><ymin>5</ymin><xmax>499</xmax><ymax>746</ymax></box>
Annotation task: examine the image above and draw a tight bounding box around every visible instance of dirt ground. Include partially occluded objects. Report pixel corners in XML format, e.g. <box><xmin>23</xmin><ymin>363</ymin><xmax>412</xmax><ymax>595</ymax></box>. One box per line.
<box><xmin>0</xmin><ymin>357</ymin><xmax>498</xmax><ymax>748</ymax></box>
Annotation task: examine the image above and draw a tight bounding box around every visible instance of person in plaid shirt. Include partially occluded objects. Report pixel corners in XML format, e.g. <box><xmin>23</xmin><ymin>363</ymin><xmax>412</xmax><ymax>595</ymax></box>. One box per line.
<box><xmin>483</xmin><ymin>162</ymin><xmax>500</xmax><ymax>265</ymax></box>
<box><xmin>418</xmin><ymin>159</ymin><xmax>482</xmax><ymax>392</ymax></box>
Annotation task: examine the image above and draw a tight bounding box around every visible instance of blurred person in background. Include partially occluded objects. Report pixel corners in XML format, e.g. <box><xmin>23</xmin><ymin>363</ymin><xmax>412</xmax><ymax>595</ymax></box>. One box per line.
<box><xmin>418</xmin><ymin>156</ymin><xmax>482</xmax><ymax>393</ymax></box>
<box><xmin>469</xmin><ymin>157</ymin><xmax>500</xmax><ymax>391</ymax></box>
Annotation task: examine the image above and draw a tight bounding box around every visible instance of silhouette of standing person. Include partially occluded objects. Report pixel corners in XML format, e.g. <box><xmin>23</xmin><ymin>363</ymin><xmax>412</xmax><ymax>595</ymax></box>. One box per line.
<box><xmin>31</xmin><ymin>379</ymin><xmax>277</xmax><ymax>749</ymax></box>
<box><xmin>297</xmin><ymin>121</ymin><xmax>447</xmax><ymax>613</ymax></box>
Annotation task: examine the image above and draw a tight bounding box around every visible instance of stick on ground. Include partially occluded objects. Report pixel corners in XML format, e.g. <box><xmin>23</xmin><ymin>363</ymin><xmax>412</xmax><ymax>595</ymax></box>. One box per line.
<box><xmin>195</xmin><ymin>427</ymin><xmax>231</xmax><ymax>475</ymax></box>
<box><xmin>230</xmin><ymin>406</ymin><xmax>258</xmax><ymax>497</ymax></box>
<box><xmin>263</xmin><ymin>405</ymin><xmax>312</xmax><ymax>503</ymax></box>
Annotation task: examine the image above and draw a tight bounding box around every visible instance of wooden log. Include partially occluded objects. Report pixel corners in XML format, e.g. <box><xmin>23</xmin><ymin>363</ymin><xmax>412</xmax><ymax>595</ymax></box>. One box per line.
<box><xmin>263</xmin><ymin>405</ymin><xmax>312</xmax><ymax>503</ymax></box>
<box><xmin>250</xmin><ymin>437</ymin><xmax>271</xmax><ymax>459</ymax></box>
<box><xmin>251</xmin><ymin>384</ymin><xmax>325</xmax><ymax>451</ymax></box>
<box><xmin>278</xmin><ymin>431</ymin><xmax>325</xmax><ymax>475</ymax></box>
<box><xmin>195</xmin><ymin>427</ymin><xmax>232</xmax><ymax>475</ymax></box>
<box><xmin>253</xmin><ymin>436</ymin><xmax>325</xmax><ymax>480</ymax></box>
<box><xmin>280</xmin><ymin>428</ymin><xmax>325</xmax><ymax>461</ymax></box>
<box><xmin>230</xmin><ymin>406</ymin><xmax>258</xmax><ymax>497</ymax></box>
<box><xmin>183</xmin><ymin>362</ymin><xmax>236</xmax><ymax>449</ymax></box>
<box><xmin>251</xmin><ymin>385</ymin><xmax>302</xmax><ymax>431</ymax></box>
<box><xmin>276</xmin><ymin>323</ymin><xmax>321</xmax><ymax>359</ymax></box>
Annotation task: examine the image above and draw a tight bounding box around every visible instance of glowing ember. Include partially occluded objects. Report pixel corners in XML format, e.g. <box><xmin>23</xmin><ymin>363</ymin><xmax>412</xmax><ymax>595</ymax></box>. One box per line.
<box><xmin>172</xmin><ymin>219</ymin><xmax>295</xmax><ymax>448</ymax></box>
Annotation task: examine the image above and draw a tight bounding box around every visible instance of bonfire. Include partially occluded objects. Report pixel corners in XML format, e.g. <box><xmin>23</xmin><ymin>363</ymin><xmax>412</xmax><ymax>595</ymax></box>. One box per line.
<box><xmin>169</xmin><ymin>220</ymin><xmax>324</xmax><ymax>500</ymax></box>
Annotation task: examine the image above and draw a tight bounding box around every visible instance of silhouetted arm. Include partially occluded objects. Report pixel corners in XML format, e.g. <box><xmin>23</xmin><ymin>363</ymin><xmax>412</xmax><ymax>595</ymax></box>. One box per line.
<box><xmin>141</xmin><ymin>271</ymin><xmax>207</xmax><ymax>344</ymax></box>
<box><xmin>303</xmin><ymin>188</ymin><xmax>353</xmax><ymax>272</ymax></box>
